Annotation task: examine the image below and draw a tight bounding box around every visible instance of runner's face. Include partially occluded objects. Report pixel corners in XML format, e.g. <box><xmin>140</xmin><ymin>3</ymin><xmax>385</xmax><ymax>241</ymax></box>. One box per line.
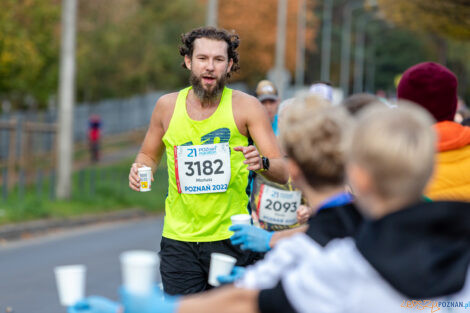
<box><xmin>185</xmin><ymin>38</ymin><xmax>233</xmax><ymax>95</ymax></box>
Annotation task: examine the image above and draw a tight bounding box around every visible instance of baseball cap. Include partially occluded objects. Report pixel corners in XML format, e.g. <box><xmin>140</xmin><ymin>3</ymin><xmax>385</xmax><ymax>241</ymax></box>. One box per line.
<box><xmin>256</xmin><ymin>80</ymin><xmax>279</xmax><ymax>102</ymax></box>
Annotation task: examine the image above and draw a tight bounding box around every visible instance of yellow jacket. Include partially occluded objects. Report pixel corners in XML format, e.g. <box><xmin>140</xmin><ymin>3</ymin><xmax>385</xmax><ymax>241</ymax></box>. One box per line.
<box><xmin>425</xmin><ymin>121</ymin><xmax>470</xmax><ymax>201</ymax></box>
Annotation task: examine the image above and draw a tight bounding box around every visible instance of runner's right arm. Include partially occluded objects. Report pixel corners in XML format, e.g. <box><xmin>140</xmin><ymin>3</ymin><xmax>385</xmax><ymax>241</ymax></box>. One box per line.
<box><xmin>128</xmin><ymin>94</ymin><xmax>176</xmax><ymax>191</ymax></box>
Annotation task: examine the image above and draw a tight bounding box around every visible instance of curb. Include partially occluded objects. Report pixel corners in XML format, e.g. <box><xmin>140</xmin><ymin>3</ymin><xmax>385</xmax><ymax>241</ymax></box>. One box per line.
<box><xmin>0</xmin><ymin>209</ymin><xmax>154</xmax><ymax>241</ymax></box>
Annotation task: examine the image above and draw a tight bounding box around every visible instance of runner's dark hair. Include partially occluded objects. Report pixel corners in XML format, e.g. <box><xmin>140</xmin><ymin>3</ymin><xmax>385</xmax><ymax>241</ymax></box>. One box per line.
<box><xmin>180</xmin><ymin>27</ymin><xmax>240</xmax><ymax>78</ymax></box>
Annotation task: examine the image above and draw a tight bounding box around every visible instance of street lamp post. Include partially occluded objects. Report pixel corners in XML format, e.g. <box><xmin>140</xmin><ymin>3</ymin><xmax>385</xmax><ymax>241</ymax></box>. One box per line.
<box><xmin>365</xmin><ymin>42</ymin><xmax>376</xmax><ymax>93</ymax></box>
<box><xmin>270</xmin><ymin>0</ymin><xmax>289</xmax><ymax>99</ymax></box>
<box><xmin>206</xmin><ymin>0</ymin><xmax>218</xmax><ymax>27</ymax></box>
<box><xmin>353</xmin><ymin>16</ymin><xmax>368</xmax><ymax>94</ymax></box>
<box><xmin>320</xmin><ymin>0</ymin><xmax>333</xmax><ymax>82</ymax></box>
<box><xmin>295</xmin><ymin>0</ymin><xmax>307</xmax><ymax>88</ymax></box>
<box><xmin>340</xmin><ymin>1</ymin><xmax>362</xmax><ymax>97</ymax></box>
<box><xmin>56</xmin><ymin>0</ymin><xmax>77</xmax><ymax>199</ymax></box>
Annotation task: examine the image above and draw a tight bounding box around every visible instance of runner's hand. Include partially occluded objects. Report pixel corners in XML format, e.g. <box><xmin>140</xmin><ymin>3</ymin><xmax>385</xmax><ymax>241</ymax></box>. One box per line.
<box><xmin>129</xmin><ymin>163</ymin><xmax>154</xmax><ymax>191</ymax></box>
<box><xmin>217</xmin><ymin>266</ymin><xmax>246</xmax><ymax>285</ymax></box>
<box><xmin>229</xmin><ymin>224</ymin><xmax>273</xmax><ymax>252</ymax></box>
<box><xmin>68</xmin><ymin>296</ymin><xmax>121</xmax><ymax>313</ymax></box>
<box><xmin>233</xmin><ymin>145</ymin><xmax>262</xmax><ymax>171</ymax></box>
<box><xmin>296</xmin><ymin>205</ymin><xmax>312</xmax><ymax>224</ymax></box>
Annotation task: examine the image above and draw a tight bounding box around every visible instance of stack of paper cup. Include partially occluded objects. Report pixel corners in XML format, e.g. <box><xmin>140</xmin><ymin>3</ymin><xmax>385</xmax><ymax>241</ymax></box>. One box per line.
<box><xmin>208</xmin><ymin>253</ymin><xmax>237</xmax><ymax>287</ymax></box>
<box><xmin>54</xmin><ymin>265</ymin><xmax>86</xmax><ymax>306</ymax></box>
<box><xmin>230</xmin><ymin>214</ymin><xmax>251</xmax><ymax>225</ymax></box>
<box><xmin>120</xmin><ymin>250</ymin><xmax>158</xmax><ymax>295</ymax></box>
<box><xmin>138</xmin><ymin>166</ymin><xmax>152</xmax><ymax>192</ymax></box>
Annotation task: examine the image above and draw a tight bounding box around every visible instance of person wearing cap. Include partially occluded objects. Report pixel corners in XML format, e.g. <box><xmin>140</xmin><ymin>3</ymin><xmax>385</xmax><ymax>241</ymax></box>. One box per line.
<box><xmin>256</xmin><ymin>80</ymin><xmax>280</xmax><ymax>136</ymax></box>
<box><xmin>397</xmin><ymin>62</ymin><xmax>470</xmax><ymax>201</ymax></box>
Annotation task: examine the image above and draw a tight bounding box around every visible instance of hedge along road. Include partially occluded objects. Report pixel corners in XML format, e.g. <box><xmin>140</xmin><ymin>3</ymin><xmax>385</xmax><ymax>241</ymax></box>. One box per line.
<box><xmin>0</xmin><ymin>216</ymin><xmax>163</xmax><ymax>313</ymax></box>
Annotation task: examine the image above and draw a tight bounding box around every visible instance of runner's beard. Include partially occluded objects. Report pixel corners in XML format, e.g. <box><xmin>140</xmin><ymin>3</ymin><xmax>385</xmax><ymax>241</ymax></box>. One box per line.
<box><xmin>190</xmin><ymin>71</ymin><xmax>227</xmax><ymax>104</ymax></box>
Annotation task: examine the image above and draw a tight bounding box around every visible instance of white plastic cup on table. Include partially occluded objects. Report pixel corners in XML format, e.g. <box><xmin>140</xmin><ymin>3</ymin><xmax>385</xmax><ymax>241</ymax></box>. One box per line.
<box><xmin>208</xmin><ymin>253</ymin><xmax>237</xmax><ymax>287</ymax></box>
<box><xmin>230</xmin><ymin>214</ymin><xmax>251</xmax><ymax>225</ymax></box>
<box><xmin>138</xmin><ymin>166</ymin><xmax>152</xmax><ymax>192</ymax></box>
<box><xmin>54</xmin><ymin>264</ymin><xmax>86</xmax><ymax>306</ymax></box>
<box><xmin>120</xmin><ymin>250</ymin><xmax>158</xmax><ymax>295</ymax></box>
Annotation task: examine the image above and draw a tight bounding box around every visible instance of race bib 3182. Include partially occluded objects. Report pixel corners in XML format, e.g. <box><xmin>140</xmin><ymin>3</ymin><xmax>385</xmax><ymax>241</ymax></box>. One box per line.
<box><xmin>174</xmin><ymin>143</ymin><xmax>231</xmax><ymax>194</ymax></box>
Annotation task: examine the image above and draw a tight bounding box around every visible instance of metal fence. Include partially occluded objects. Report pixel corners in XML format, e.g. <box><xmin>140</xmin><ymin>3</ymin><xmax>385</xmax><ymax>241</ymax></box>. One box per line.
<box><xmin>0</xmin><ymin>92</ymin><xmax>163</xmax><ymax>201</ymax></box>
<box><xmin>1</xmin><ymin>91</ymin><xmax>162</xmax><ymax>150</ymax></box>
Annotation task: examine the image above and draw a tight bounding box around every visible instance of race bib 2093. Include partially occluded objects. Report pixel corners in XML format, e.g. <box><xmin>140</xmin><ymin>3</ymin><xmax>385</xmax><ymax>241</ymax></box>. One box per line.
<box><xmin>257</xmin><ymin>184</ymin><xmax>301</xmax><ymax>225</ymax></box>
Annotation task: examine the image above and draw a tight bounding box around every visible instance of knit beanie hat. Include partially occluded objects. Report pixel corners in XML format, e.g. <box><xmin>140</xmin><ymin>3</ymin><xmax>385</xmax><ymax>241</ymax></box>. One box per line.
<box><xmin>397</xmin><ymin>62</ymin><xmax>458</xmax><ymax>122</ymax></box>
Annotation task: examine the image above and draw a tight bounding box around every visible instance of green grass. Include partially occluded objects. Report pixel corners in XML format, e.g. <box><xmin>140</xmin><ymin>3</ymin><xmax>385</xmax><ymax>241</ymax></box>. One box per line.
<box><xmin>0</xmin><ymin>158</ymin><xmax>168</xmax><ymax>225</ymax></box>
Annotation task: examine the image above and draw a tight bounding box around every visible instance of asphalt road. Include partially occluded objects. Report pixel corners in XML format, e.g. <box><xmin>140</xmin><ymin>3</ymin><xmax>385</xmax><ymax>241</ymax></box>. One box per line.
<box><xmin>0</xmin><ymin>216</ymin><xmax>164</xmax><ymax>313</ymax></box>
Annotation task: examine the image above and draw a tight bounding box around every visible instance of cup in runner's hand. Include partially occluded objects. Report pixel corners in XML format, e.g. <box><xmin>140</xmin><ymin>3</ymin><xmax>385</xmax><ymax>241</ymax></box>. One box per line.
<box><xmin>138</xmin><ymin>166</ymin><xmax>152</xmax><ymax>192</ymax></box>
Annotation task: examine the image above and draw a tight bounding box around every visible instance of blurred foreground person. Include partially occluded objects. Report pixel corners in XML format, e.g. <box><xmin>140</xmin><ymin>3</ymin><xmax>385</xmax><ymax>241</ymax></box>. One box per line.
<box><xmin>127</xmin><ymin>26</ymin><xmax>287</xmax><ymax>295</ymax></box>
<box><xmin>341</xmin><ymin>93</ymin><xmax>379</xmax><ymax>115</ymax></box>
<box><xmin>398</xmin><ymin>62</ymin><xmax>470</xmax><ymax>201</ymax></box>
<box><xmin>71</xmin><ymin>102</ymin><xmax>470</xmax><ymax>313</ymax></box>
<box><xmin>228</xmin><ymin>95</ymin><xmax>362</xmax><ymax>261</ymax></box>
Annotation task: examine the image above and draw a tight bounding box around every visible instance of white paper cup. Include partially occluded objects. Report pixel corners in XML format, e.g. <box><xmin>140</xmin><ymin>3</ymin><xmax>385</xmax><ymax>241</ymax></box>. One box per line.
<box><xmin>230</xmin><ymin>214</ymin><xmax>251</xmax><ymax>225</ymax></box>
<box><xmin>120</xmin><ymin>250</ymin><xmax>158</xmax><ymax>295</ymax></box>
<box><xmin>138</xmin><ymin>166</ymin><xmax>152</xmax><ymax>192</ymax></box>
<box><xmin>54</xmin><ymin>265</ymin><xmax>86</xmax><ymax>306</ymax></box>
<box><xmin>208</xmin><ymin>253</ymin><xmax>237</xmax><ymax>287</ymax></box>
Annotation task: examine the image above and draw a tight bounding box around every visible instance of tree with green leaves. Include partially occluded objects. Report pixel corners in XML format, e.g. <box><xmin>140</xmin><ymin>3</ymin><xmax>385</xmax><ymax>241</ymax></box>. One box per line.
<box><xmin>376</xmin><ymin>0</ymin><xmax>470</xmax><ymax>40</ymax></box>
<box><xmin>0</xmin><ymin>0</ymin><xmax>60</xmax><ymax>110</ymax></box>
<box><xmin>76</xmin><ymin>0</ymin><xmax>205</xmax><ymax>102</ymax></box>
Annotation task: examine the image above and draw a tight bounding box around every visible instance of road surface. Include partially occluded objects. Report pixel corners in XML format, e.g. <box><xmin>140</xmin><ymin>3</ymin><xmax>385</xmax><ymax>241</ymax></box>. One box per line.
<box><xmin>0</xmin><ymin>216</ymin><xmax>163</xmax><ymax>313</ymax></box>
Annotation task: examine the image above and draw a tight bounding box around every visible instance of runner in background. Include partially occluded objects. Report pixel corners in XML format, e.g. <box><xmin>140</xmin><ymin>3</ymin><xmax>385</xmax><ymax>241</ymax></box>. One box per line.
<box><xmin>88</xmin><ymin>114</ymin><xmax>101</xmax><ymax>163</ymax></box>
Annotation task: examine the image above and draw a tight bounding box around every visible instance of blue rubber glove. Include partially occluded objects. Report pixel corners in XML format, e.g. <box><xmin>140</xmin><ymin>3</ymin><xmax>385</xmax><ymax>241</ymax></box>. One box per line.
<box><xmin>67</xmin><ymin>296</ymin><xmax>120</xmax><ymax>313</ymax></box>
<box><xmin>120</xmin><ymin>285</ymin><xmax>180</xmax><ymax>313</ymax></box>
<box><xmin>229</xmin><ymin>224</ymin><xmax>274</xmax><ymax>252</ymax></box>
<box><xmin>217</xmin><ymin>266</ymin><xmax>246</xmax><ymax>284</ymax></box>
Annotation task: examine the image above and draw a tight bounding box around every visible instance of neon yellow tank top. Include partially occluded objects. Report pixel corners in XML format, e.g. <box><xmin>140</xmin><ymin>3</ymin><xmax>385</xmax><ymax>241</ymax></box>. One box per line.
<box><xmin>162</xmin><ymin>86</ymin><xmax>250</xmax><ymax>242</ymax></box>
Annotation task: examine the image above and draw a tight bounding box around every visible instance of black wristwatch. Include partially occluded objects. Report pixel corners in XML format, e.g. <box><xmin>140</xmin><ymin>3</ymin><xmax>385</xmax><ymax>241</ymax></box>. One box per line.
<box><xmin>261</xmin><ymin>156</ymin><xmax>270</xmax><ymax>171</ymax></box>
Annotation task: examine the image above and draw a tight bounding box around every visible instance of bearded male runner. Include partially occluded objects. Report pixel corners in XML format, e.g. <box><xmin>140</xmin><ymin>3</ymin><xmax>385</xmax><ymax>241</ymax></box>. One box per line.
<box><xmin>128</xmin><ymin>27</ymin><xmax>288</xmax><ymax>295</ymax></box>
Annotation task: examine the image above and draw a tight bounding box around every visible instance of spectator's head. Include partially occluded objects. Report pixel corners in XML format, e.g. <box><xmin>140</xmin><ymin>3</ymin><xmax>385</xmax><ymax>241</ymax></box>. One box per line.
<box><xmin>347</xmin><ymin>102</ymin><xmax>436</xmax><ymax>218</ymax></box>
<box><xmin>279</xmin><ymin>94</ymin><xmax>352</xmax><ymax>191</ymax></box>
<box><xmin>397</xmin><ymin>62</ymin><xmax>458</xmax><ymax>122</ymax></box>
<box><xmin>309</xmin><ymin>82</ymin><xmax>333</xmax><ymax>102</ymax></box>
<box><xmin>341</xmin><ymin>93</ymin><xmax>380</xmax><ymax>115</ymax></box>
<box><xmin>256</xmin><ymin>80</ymin><xmax>280</xmax><ymax>123</ymax></box>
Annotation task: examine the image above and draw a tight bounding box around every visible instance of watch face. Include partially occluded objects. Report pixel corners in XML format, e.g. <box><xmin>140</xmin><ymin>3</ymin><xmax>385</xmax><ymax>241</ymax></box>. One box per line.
<box><xmin>263</xmin><ymin>157</ymin><xmax>270</xmax><ymax>170</ymax></box>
